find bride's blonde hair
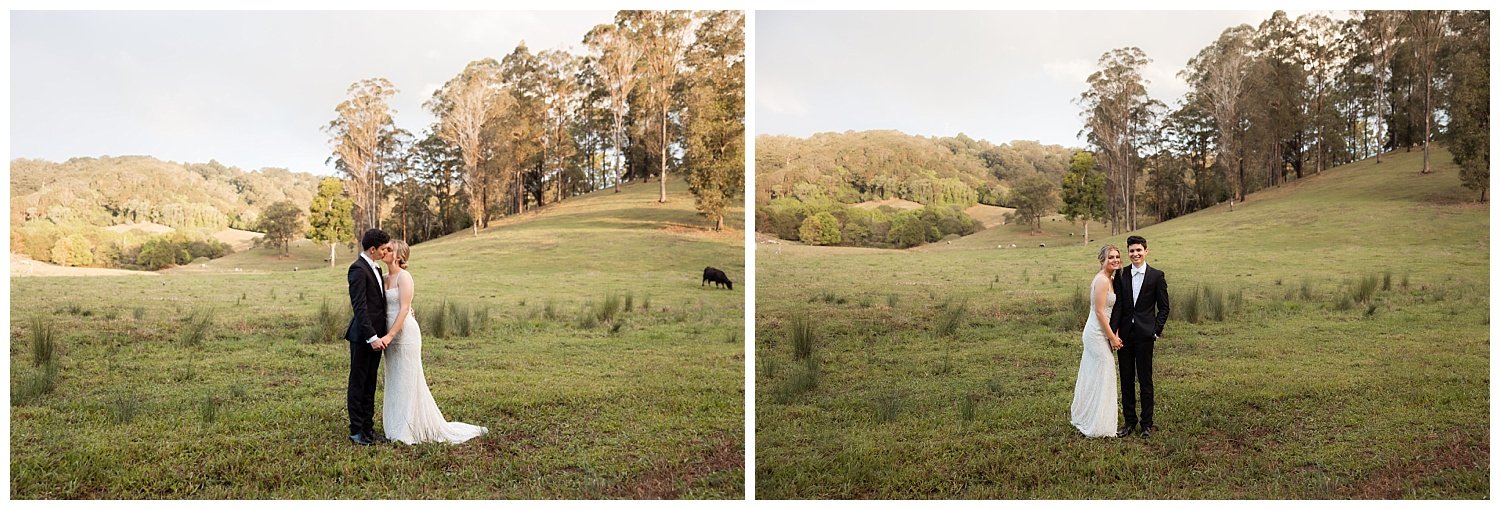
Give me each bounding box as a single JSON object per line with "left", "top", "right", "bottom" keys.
{"left": 1097, "top": 243, "right": 1119, "bottom": 267}
{"left": 392, "top": 240, "right": 410, "bottom": 270}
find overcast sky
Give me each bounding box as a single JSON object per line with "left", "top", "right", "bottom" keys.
{"left": 10, "top": 10, "right": 613, "bottom": 175}
{"left": 756, "top": 10, "right": 1339, "bottom": 148}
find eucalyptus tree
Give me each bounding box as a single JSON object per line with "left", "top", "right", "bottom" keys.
{"left": 626, "top": 10, "right": 692, "bottom": 203}
{"left": 1078, "top": 47, "right": 1156, "bottom": 233}
{"left": 584, "top": 20, "right": 644, "bottom": 193}
{"left": 1354, "top": 10, "right": 1403, "bottom": 163}
{"left": 325, "top": 77, "right": 399, "bottom": 235}
{"left": 1183, "top": 25, "right": 1254, "bottom": 202}
{"left": 428, "top": 59, "right": 504, "bottom": 235}
{"left": 1407, "top": 10, "right": 1449, "bottom": 174}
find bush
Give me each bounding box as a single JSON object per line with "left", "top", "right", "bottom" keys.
{"left": 798, "top": 212, "right": 843, "bottom": 246}
{"left": 50, "top": 234, "right": 95, "bottom": 267}
{"left": 887, "top": 211, "right": 931, "bottom": 248}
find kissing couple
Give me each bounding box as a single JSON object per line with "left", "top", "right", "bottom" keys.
{"left": 345, "top": 228, "right": 488, "bottom": 446}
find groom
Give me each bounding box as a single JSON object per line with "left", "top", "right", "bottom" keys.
{"left": 1111, "top": 235, "right": 1169, "bottom": 438}
{"left": 346, "top": 228, "right": 393, "bottom": 446}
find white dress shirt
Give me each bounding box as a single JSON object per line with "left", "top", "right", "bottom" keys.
{"left": 1130, "top": 263, "right": 1147, "bottom": 308}
{"left": 359, "top": 252, "right": 383, "bottom": 344}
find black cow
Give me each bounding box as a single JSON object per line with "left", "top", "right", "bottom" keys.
{"left": 702, "top": 266, "right": 733, "bottom": 290}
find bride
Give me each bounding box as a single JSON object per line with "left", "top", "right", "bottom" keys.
{"left": 377, "top": 240, "right": 488, "bottom": 444}
{"left": 1070, "top": 244, "right": 1123, "bottom": 437}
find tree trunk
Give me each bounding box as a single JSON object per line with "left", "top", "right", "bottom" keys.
{"left": 1082, "top": 220, "right": 1090, "bottom": 246}
{"left": 658, "top": 108, "right": 669, "bottom": 203}
{"left": 329, "top": 242, "right": 336, "bottom": 268}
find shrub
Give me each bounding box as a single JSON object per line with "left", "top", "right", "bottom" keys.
{"left": 50, "top": 234, "right": 95, "bottom": 267}
{"left": 886, "top": 212, "right": 930, "bottom": 248}
{"left": 798, "top": 212, "right": 843, "bottom": 246}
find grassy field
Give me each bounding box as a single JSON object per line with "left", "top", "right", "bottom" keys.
{"left": 10, "top": 177, "right": 746, "bottom": 499}
{"left": 754, "top": 148, "right": 1488, "bottom": 499}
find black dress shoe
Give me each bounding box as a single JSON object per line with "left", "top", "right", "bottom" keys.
{"left": 1116, "top": 425, "right": 1135, "bottom": 438}
{"left": 365, "top": 431, "right": 391, "bottom": 444}
{"left": 349, "top": 432, "right": 375, "bottom": 446}
{"left": 1140, "top": 426, "right": 1153, "bottom": 438}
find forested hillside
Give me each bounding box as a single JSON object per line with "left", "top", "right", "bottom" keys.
{"left": 10, "top": 156, "right": 319, "bottom": 230}
{"left": 755, "top": 131, "right": 1072, "bottom": 206}
{"left": 10, "top": 156, "right": 321, "bottom": 269}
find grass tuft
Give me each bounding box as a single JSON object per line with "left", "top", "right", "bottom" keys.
{"left": 110, "top": 393, "right": 139, "bottom": 424}
{"left": 933, "top": 297, "right": 968, "bottom": 338}
{"left": 29, "top": 318, "right": 57, "bottom": 367}
{"left": 790, "top": 314, "right": 815, "bottom": 360}
{"left": 179, "top": 309, "right": 215, "bottom": 347}
{"left": 303, "top": 299, "right": 347, "bottom": 344}
{"left": 1181, "top": 286, "right": 1203, "bottom": 324}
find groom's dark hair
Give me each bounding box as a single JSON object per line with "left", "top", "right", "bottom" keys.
{"left": 361, "top": 229, "right": 391, "bottom": 251}
{"left": 1126, "top": 235, "right": 1147, "bottom": 249}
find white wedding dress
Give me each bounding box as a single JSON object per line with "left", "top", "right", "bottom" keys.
{"left": 382, "top": 273, "right": 488, "bottom": 444}
{"left": 1070, "top": 275, "right": 1119, "bottom": 438}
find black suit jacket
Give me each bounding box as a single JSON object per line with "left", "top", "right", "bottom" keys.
{"left": 344, "top": 255, "right": 389, "bottom": 343}
{"left": 1111, "top": 264, "right": 1169, "bottom": 343}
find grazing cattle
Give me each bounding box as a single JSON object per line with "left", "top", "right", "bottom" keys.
{"left": 702, "top": 266, "right": 733, "bottom": 290}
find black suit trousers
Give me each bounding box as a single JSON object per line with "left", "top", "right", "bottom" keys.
{"left": 347, "top": 339, "right": 383, "bottom": 435}
{"left": 1118, "top": 335, "right": 1154, "bottom": 428}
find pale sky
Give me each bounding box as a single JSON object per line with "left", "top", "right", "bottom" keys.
{"left": 756, "top": 10, "right": 1338, "bottom": 148}
{"left": 10, "top": 10, "right": 614, "bottom": 175}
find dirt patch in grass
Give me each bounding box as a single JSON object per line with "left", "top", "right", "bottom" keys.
{"left": 1336, "top": 434, "right": 1488, "bottom": 498}
{"left": 607, "top": 433, "right": 742, "bottom": 499}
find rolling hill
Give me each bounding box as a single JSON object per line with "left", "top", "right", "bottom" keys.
{"left": 754, "top": 147, "right": 1487, "bottom": 498}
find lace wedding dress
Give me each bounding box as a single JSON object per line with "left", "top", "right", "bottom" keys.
{"left": 1070, "top": 275, "right": 1119, "bottom": 437}
{"left": 383, "top": 273, "right": 488, "bottom": 444}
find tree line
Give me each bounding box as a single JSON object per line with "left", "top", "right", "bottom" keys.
{"left": 1069, "top": 10, "right": 1489, "bottom": 237}
{"left": 9, "top": 156, "right": 318, "bottom": 268}
{"left": 754, "top": 130, "right": 1071, "bottom": 248}
{"left": 324, "top": 10, "right": 745, "bottom": 246}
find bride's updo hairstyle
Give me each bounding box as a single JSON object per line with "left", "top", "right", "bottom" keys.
{"left": 1097, "top": 243, "right": 1119, "bottom": 267}
{"left": 392, "top": 240, "right": 411, "bottom": 270}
